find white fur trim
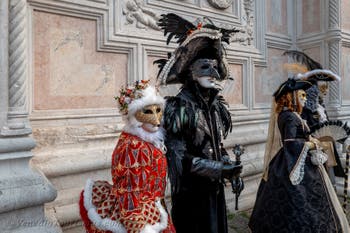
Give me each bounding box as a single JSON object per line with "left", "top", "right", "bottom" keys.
{"left": 83, "top": 179, "right": 127, "bottom": 233}
{"left": 297, "top": 69, "right": 341, "bottom": 81}
{"left": 127, "top": 86, "right": 165, "bottom": 118}
{"left": 140, "top": 200, "right": 168, "bottom": 233}
{"left": 83, "top": 179, "right": 168, "bottom": 233}
{"left": 123, "top": 125, "right": 166, "bottom": 151}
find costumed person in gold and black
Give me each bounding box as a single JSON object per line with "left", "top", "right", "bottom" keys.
{"left": 154, "top": 14, "right": 243, "bottom": 233}
{"left": 79, "top": 80, "right": 176, "bottom": 233}
{"left": 248, "top": 75, "right": 350, "bottom": 233}
{"left": 283, "top": 50, "right": 346, "bottom": 189}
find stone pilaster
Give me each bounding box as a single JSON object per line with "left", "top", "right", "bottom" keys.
{"left": 328, "top": 40, "right": 341, "bottom": 106}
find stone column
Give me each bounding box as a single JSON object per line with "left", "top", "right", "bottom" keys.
{"left": 0, "top": 0, "right": 61, "bottom": 232}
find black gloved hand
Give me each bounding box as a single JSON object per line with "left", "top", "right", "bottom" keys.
{"left": 221, "top": 163, "right": 242, "bottom": 180}
{"left": 231, "top": 177, "right": 244, "bottom": 195}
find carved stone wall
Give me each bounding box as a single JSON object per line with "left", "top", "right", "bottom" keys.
{"left": 0, "top": 0, "right": 347, "bottom": 232}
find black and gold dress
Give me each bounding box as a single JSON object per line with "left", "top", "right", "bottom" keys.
{"left": 249, "top": 110, "right": 349, "bottom": 233}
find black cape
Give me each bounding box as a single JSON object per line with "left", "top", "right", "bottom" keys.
{"left": 164, "top": 84, "right": 232, "bottom": 233}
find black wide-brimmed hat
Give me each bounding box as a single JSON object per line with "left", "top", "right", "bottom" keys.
{"left": 273, "top": 78, "right": 313, "bottom": 101}
{"left": 154, "top": 13, "right": 239, "bottom": 85}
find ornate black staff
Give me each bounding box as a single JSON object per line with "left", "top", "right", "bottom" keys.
{"left": 343, "top": 146, "right": 349, "bottom": 212}
{"left": 232, "top": 144, "right": 244, "bottom": 210}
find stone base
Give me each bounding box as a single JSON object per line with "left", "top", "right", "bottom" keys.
{"left": 0, "top": 206, "right": 62, "bottom": 233}
{"left": 0, "top": 137, "right": 62, "bottom": 233}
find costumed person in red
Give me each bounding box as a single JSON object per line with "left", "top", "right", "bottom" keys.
{"left": 248, "top": 72, "right": 350, "bottom": 232}
{"left": 79, "top": 80, "right": 176, "bottom": 233}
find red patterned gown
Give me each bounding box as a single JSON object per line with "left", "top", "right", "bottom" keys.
{"left": 80, "top": 132, "right": 176, "bottom": 233}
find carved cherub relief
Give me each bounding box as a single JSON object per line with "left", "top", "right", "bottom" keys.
{"left": 122, "top": 0, "right": 160, "bottom": 30}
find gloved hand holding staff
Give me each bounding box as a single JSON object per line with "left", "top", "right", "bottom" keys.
{"left": 231, "top": 144, "right": 245, "bottom": 210}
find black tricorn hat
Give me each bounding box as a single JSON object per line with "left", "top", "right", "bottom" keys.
{"left": 154, "top": 13, "right": 239, "bottom": 85}
{"left": 273, "top": 78, "right": 313, "bottom": 101}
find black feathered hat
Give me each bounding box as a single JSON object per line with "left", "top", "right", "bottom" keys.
{"left": 154, "top": 13, "right": 239, "bottom": 85}
{"left": 273, "top": 78, "right": 313, "bottom": 102}
{"left": 283, "top": 50, "right": 341, "bottom": 82}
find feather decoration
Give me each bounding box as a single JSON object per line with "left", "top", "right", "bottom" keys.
{"left": 283, "top": 50, "right": 323, "bottom": 70}
{"left": 311, "top": 120, "right": 350, "bottom": 143}
{"left": 158, "top": 13, "right": 196, "bottom": 45}
{"left": 153, "top": 59, "right": 168, "bottom": 78}
{"left": 283, "top": 63, "right": 309, "bottom": 75}
{"left": 216, "top": 95, "right": 232, "bottom": 138}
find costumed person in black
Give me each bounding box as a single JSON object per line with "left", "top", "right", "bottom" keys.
{"left": 248, "top": 75, "right": 350, "bottom": 233}
{"left": 154, "top": 13, "right": 243, "bottom": 233}
{"left": 284, "top": 50, "right": 346, "bottom": 190}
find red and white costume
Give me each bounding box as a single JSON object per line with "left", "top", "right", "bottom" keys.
{"left": 79, "top": 85, "right": 176, "bottom": 233}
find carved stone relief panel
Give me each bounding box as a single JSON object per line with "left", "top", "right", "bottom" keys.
{"left": 301, "top": 0, "right": 321, "bottom": 34}
{"left": 266, "top": 0, "right": 288, "bottom": 35}
{"left": 207, "top": 0, "right": 233, "bottom": 9}
{"left": 341, "top": 47, "right": 350, "bottom": 102}
{"left": 121, "top": 0, "right": 161, "bottom": 31}
{"left": 230, "top": 0, "right": 254, "bottom": 46}
{"left": 202, "top": 0, "right": 235, "bottom": 12}
{"left": 254, "top": 48, "right": 287, "bottom": 105}
{"left": 33, "top": 11, "right": 128, "bottom": 111}
{"left": 147, "top": 0, "right": 239, "bottom": 22}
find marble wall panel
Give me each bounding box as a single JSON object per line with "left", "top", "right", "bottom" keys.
{"left": 341, "top": 0, "right": 350, "bottom": 31}
{"left": 222, "top": 63, "right": 243, "bottom": 106}
{"left": 266, "top": 0, "right": 288, "bottom": 35}
{"left": 146, "top": 55, "right": 161, "bottom": 83}
{"left": 33, "top": 11, "right": 128, "bottom": 111}
{"left": 146, "top": 55, "right": 182, "bottom": 97}
{"left": 303, "top": 47, "right": 321, "bottom": 65}
{"left": 254, "top": 48, "right": 287, "bottom": 105}
{"left": 301, "top": 0, "right": 321, "bottom": 34}
{"left": 341, "top": 47, "right": 350, "bottom": 101}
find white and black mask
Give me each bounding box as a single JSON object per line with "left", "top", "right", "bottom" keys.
{"left": 297, "top": 90, "right": 307, "bottom": 108}
{"left": 190, "top": 59, "right": 220, "bottom": 89}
